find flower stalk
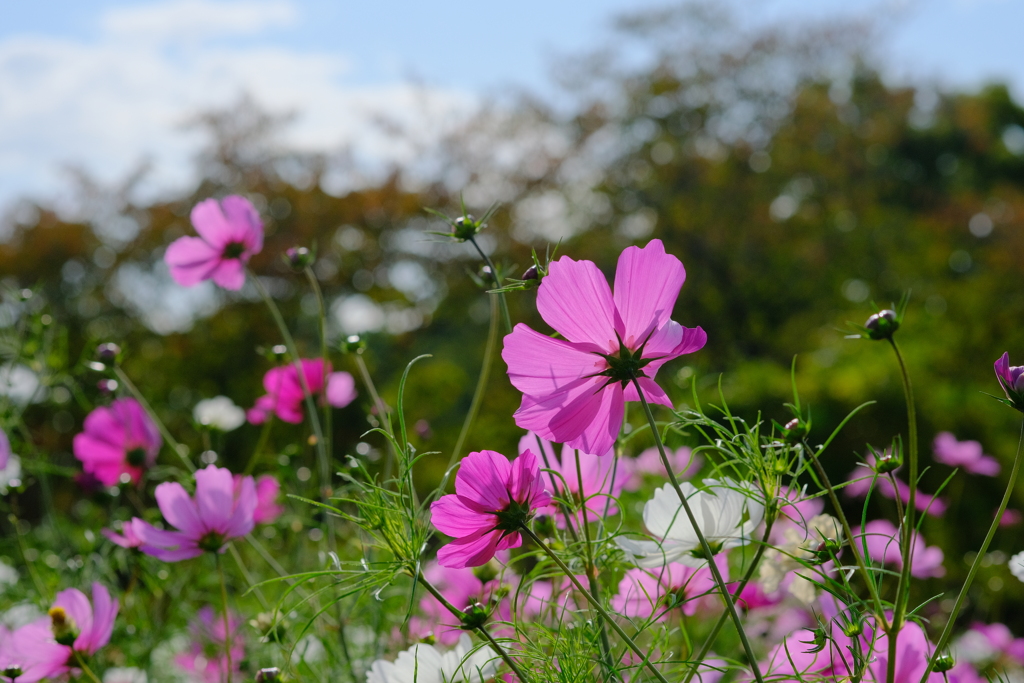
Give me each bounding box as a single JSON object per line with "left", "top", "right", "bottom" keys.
{"left": 631, "top": 378, "right": 765, "bottom": 683}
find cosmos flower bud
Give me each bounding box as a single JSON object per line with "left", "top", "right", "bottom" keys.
{"left": 285, "top": 246, "right": 313, "bottom": 270}
{"left": 522, "top": 265, "right": 538, "bottom": 281}
{"left": 97, "top": 379, "right": 118, "bottom": 394}
{"left": 341, "top": 334, "right": 366, "bottom": 354}
{"left": 933, "top": 655, "right": 955, "bottom": 673}
{"left": 95, "top": 343, "right": 121, "bottom": 364}
{"left": 874, "top": 449, "right": 902, "bottom": 474}
{"left": 452, "top": 215, "right": 483, "bottom": 241}
{"left": 994, "top": 353, "right": 1024, "bottom": 413}
{"left": 255, "top": 668, "right": 281, "bottom": 683}
{"left": 459, "top": 602, "right": 489, "bottom": 630}
{"left": 864, "top": 309, "right": 899, "bottom": 340}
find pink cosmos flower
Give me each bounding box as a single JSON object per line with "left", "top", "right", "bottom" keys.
{"left": 855, "top": 519, "right": 945, "bottom": 578}
{"left": 42, "top": 583, "right": 119, "bottom": 675}
{"left": 131, "top": 465, "right": 257, "bottom": 562}
{"left": 955, "top": 622, "right": 1024, "bottom": 668}
{"left": 247, "top": 359, "right": 357, "bottom": 425}
{"left": 870, "top": 621, "right": 952, "bottom": 683}
{"left": 165, "top": 195, "right": 263, "bottom": 291}
{"left": 520, "top": 433, "right": 623, "bottom": 525}
{"left": 612, "top": 558, "right": 724, "bottom": 620}
{"left": 72, "top": 398, "right": 162, "bottom": 487}
{"left": 102, "top": 520, "right": 144, "bottom": 549}
{"left": 430, "top": 449, "right": 552, "bottom": 568}
{"left": 621, "top": 446, "right": 702, "bottom": 492}
{"left": 502, "top": 239, "right": 707, "bottom": 456}
{"left": 995, "top": 352, "right": 1024, "bottom": 398}
{"left": 933, "top": 432, "right": 1000, "bottom": 476}
{"left": 845, "top": 453, "right": 947, "bottom": 517}
{"left": 174, "top": 607, "right": 244, "bottom": 683}
{"left": 0, "top": 621, "right": 68, "bottom": 683}
{"left": 247, "top": 474, "right": 284, "bottom": 525}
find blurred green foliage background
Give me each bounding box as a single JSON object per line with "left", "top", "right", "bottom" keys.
{"left": 5, "top": 4, "right": 1024, "bottom": 634}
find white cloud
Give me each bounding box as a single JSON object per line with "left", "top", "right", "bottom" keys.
{"left": 0, "top": 0, "right": 474, "bottom": 214}
{"left": 101, "top": 0, "right": 298, "bottom": 43}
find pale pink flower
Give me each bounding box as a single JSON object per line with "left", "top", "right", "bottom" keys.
{"left": 102, "top": 520, "right": 144, "bottom": 549}
{"left": 502, "top": 239, "right": 706, "bottom": 456}
{"left": 165, "top": 195, "right": 263, "bottom": 291}
{"left": 0, "top": 621, "right": 67, "bottom": 683}
{"left": 131, "top": 465, "right": 256, "bottom": 562}
{"left": 955, "top": 622, "right": 1024, "bottom": 667}
{"left": 430, "top": 450, "right": 552, "bottom": 568}
{"left": 855, "top": 519, "right": 945, "bottom": 578}
{"left": 621, "top": 447, "right": 701, "bottom": 491}
{"left": 845, "top": 453, "right": 947, "bottom": 517}
{"left": 870, "top": 621, "right": 950, "bottom": 682}
{"left": 520, "top": 432, "right": 623, "bottom": 524}
{"left": 611, "top": 558, "right": 724, "bottom": 619}
{"left": 72, "top": 398, "right": 161, "bottom": 487}
{"left": 249, "top": 474, "right": 283, "bottom": 525}
{"left": 933, "top": 432, "right": 1000, "bottom": 476}
{"left": 174, "top": 607, "right": 244, "bottom": 683}
{"left": 247, "top": 359, "right": 356, "bottom": 425}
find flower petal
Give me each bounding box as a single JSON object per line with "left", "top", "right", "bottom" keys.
{"left": 164, "top": 237, "right": 222, "bottom": 287}
{"left": 219, "top": 195, "right": 264, "bottom": 254}
{"left": 536, "top": 256, "right": 619, "bottom": 352}
{"left": 454, "top": 450, "right": 512, "bottom": 512}
{"left": 190, "top": 198, "right": 234, "bottom": 249}
{"left": 154, "top": 482, "right": 204, "bottom": 537}
{"left": 83, "top": 583, "right": 117, "bottom": 654}
{"left": 210, "top": 259, "right": 246, "bottom": 291}
{"left": 53, "top": 588, "right": 93, "bottom": 648}
{"left": 194, "top": 465, "right": 235, "bottom": 534}
{"left": 430, "top": 494, "right": 497, "bottom": 537}
{"left": 224, "top": 475, "right": 257, "bottom": 539}
{"left": 326, "top": 372, "right": 357, "bottom": 408}
{"left": 502, "top": 324, "right": 605, "bottom": 396}
{"left": 612, "top": 239, "right": 687, "bottom": 346}
{"left": 436, "top": 529, "right": 504, "bottom": 568}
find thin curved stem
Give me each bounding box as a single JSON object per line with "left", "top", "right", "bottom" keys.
{"left": 681, "top": 515, "right": 776, "bottom": 683}
{"left": 73, "top": 652, "right": 103, "bottom": 683}
{"left": 113, "top": 366, "right": 194, "bottom": 473}
{"left": 414, "top": 570, "right": 531, "bottom": 683}
{"left": 805, "top": 442, "right": 889, "bottom": 626}
{"left": 920, "top": 418, "right": 1024, "bottom": 682}
{"left": 447, "top": 293, "right": 499, "bottom": 471}
{"left": 243, "top": 414, "right": 275, "bottom": 475}
{"left": 887, "top": 338, "right": 917, "bottom": 683}
{"left": 467, "top": 236, "right": 512, "bottom": 334}
{"left": 631, "top": 378, "right": 765, "bottom": 683}
{"left": 574, "top": 449, "right": 619, "bottom": 682}
{"left": 217, "top": 555, "right": 234, "bottom": 683}
{"left": 521, "top": 525, "right": 670, "bottom": 683}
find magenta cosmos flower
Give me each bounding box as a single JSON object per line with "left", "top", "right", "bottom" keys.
{"left": 430, "top": 450, "right": 552, "bottom": 568}
{"left": 995, "top": 352, "right": 1024, "bottom": 412}
{"left": 856, "top": 519, "right": 945, "bottom": 578}
{"left": 73, "top": 398, "right": 161, "bottom": 487}
{"left": 131, "top": 465, "right": 256, "bottom": 561}
{"left": 41, "top": 583, "right": 119, "bottom": 674}
{"left": 247, "top": 358, "right": 357, "bottom": 425}
{"left": 933, "top": 432, "right": 1000, "bottom": 476}
{"left": 503, "top": 239, "right": 706, "bottom": 456}
{"left": 165, "top": 195, "right": 263, "bottom": 291}
{"left": 0, "top": 622, "right": 67, "bottom": 683}
{"left": 237, "top": 474, "right": 284, "bottom": 525}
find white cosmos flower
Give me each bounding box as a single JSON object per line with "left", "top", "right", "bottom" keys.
{"left": 1010, "top": 551, "right": 1024, "bottom": 583}
{"left": 193, "top": 396, "right": 246, "bottom": 432}
{"left": 366, "top": 633, "right": 499, "bottom": 683}
{"left": 617, "top": 478, "right": 764, "bottom": 568}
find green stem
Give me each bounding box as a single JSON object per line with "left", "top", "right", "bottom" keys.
{"left": 535, "top": 435, "right": 580, "bottom": 544}
{"left": 250, "top": 273, "right": 333, "bottom": 532}
{"left": 243, "top": 414, "right": 275, "bottom": 475}
{"left": 414, "top": 571, "right": 531, "bottom": 683}
{"left": 920, "top": 418, "right": 1024, "bottom": 682}
{"left": 521, "top": 525, "right": 670, "bottom": 683}
{"left": 467, "top": 236, "right": 512, "bottom": 334}
{"left": 353, "top": 353, "right": 398, "bottom": 481}
{"left": 681, "top": 514, "right": 776, "bottom": 683}
{"left": 217, "top": 555, "right": 234, "bottom": 683}
{"left": 887, "top": 338, "right": 917, "bottom": 683}
{"left": 446, "top": 293, "right": 499, "bottom": 471}
{"left": 73, "top": 652, "right": 103, "bottom": 683}
{"left": 630, "top": 378, "right": 765, "bottom": 683}
{"left": 7, "top": 502, "right": 47, "bottom": 599}
{"left": 228, "top": 543, "right": 269, "bottom": 610}
{"left": 574, "top": 449, "right": 619, "bottom": 682}
{"left": 113, "top": 366, "right": 194, "bottom": 473}
{"left": 304, "top": 268, "right": 335, "bottom": 522}
{"left": 805, "top": 442, "right": 889, "bottom": 626}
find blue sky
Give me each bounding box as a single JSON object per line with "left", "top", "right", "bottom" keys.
{"left": 0, "top": 0, "right": 1021, "bottom": 213}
